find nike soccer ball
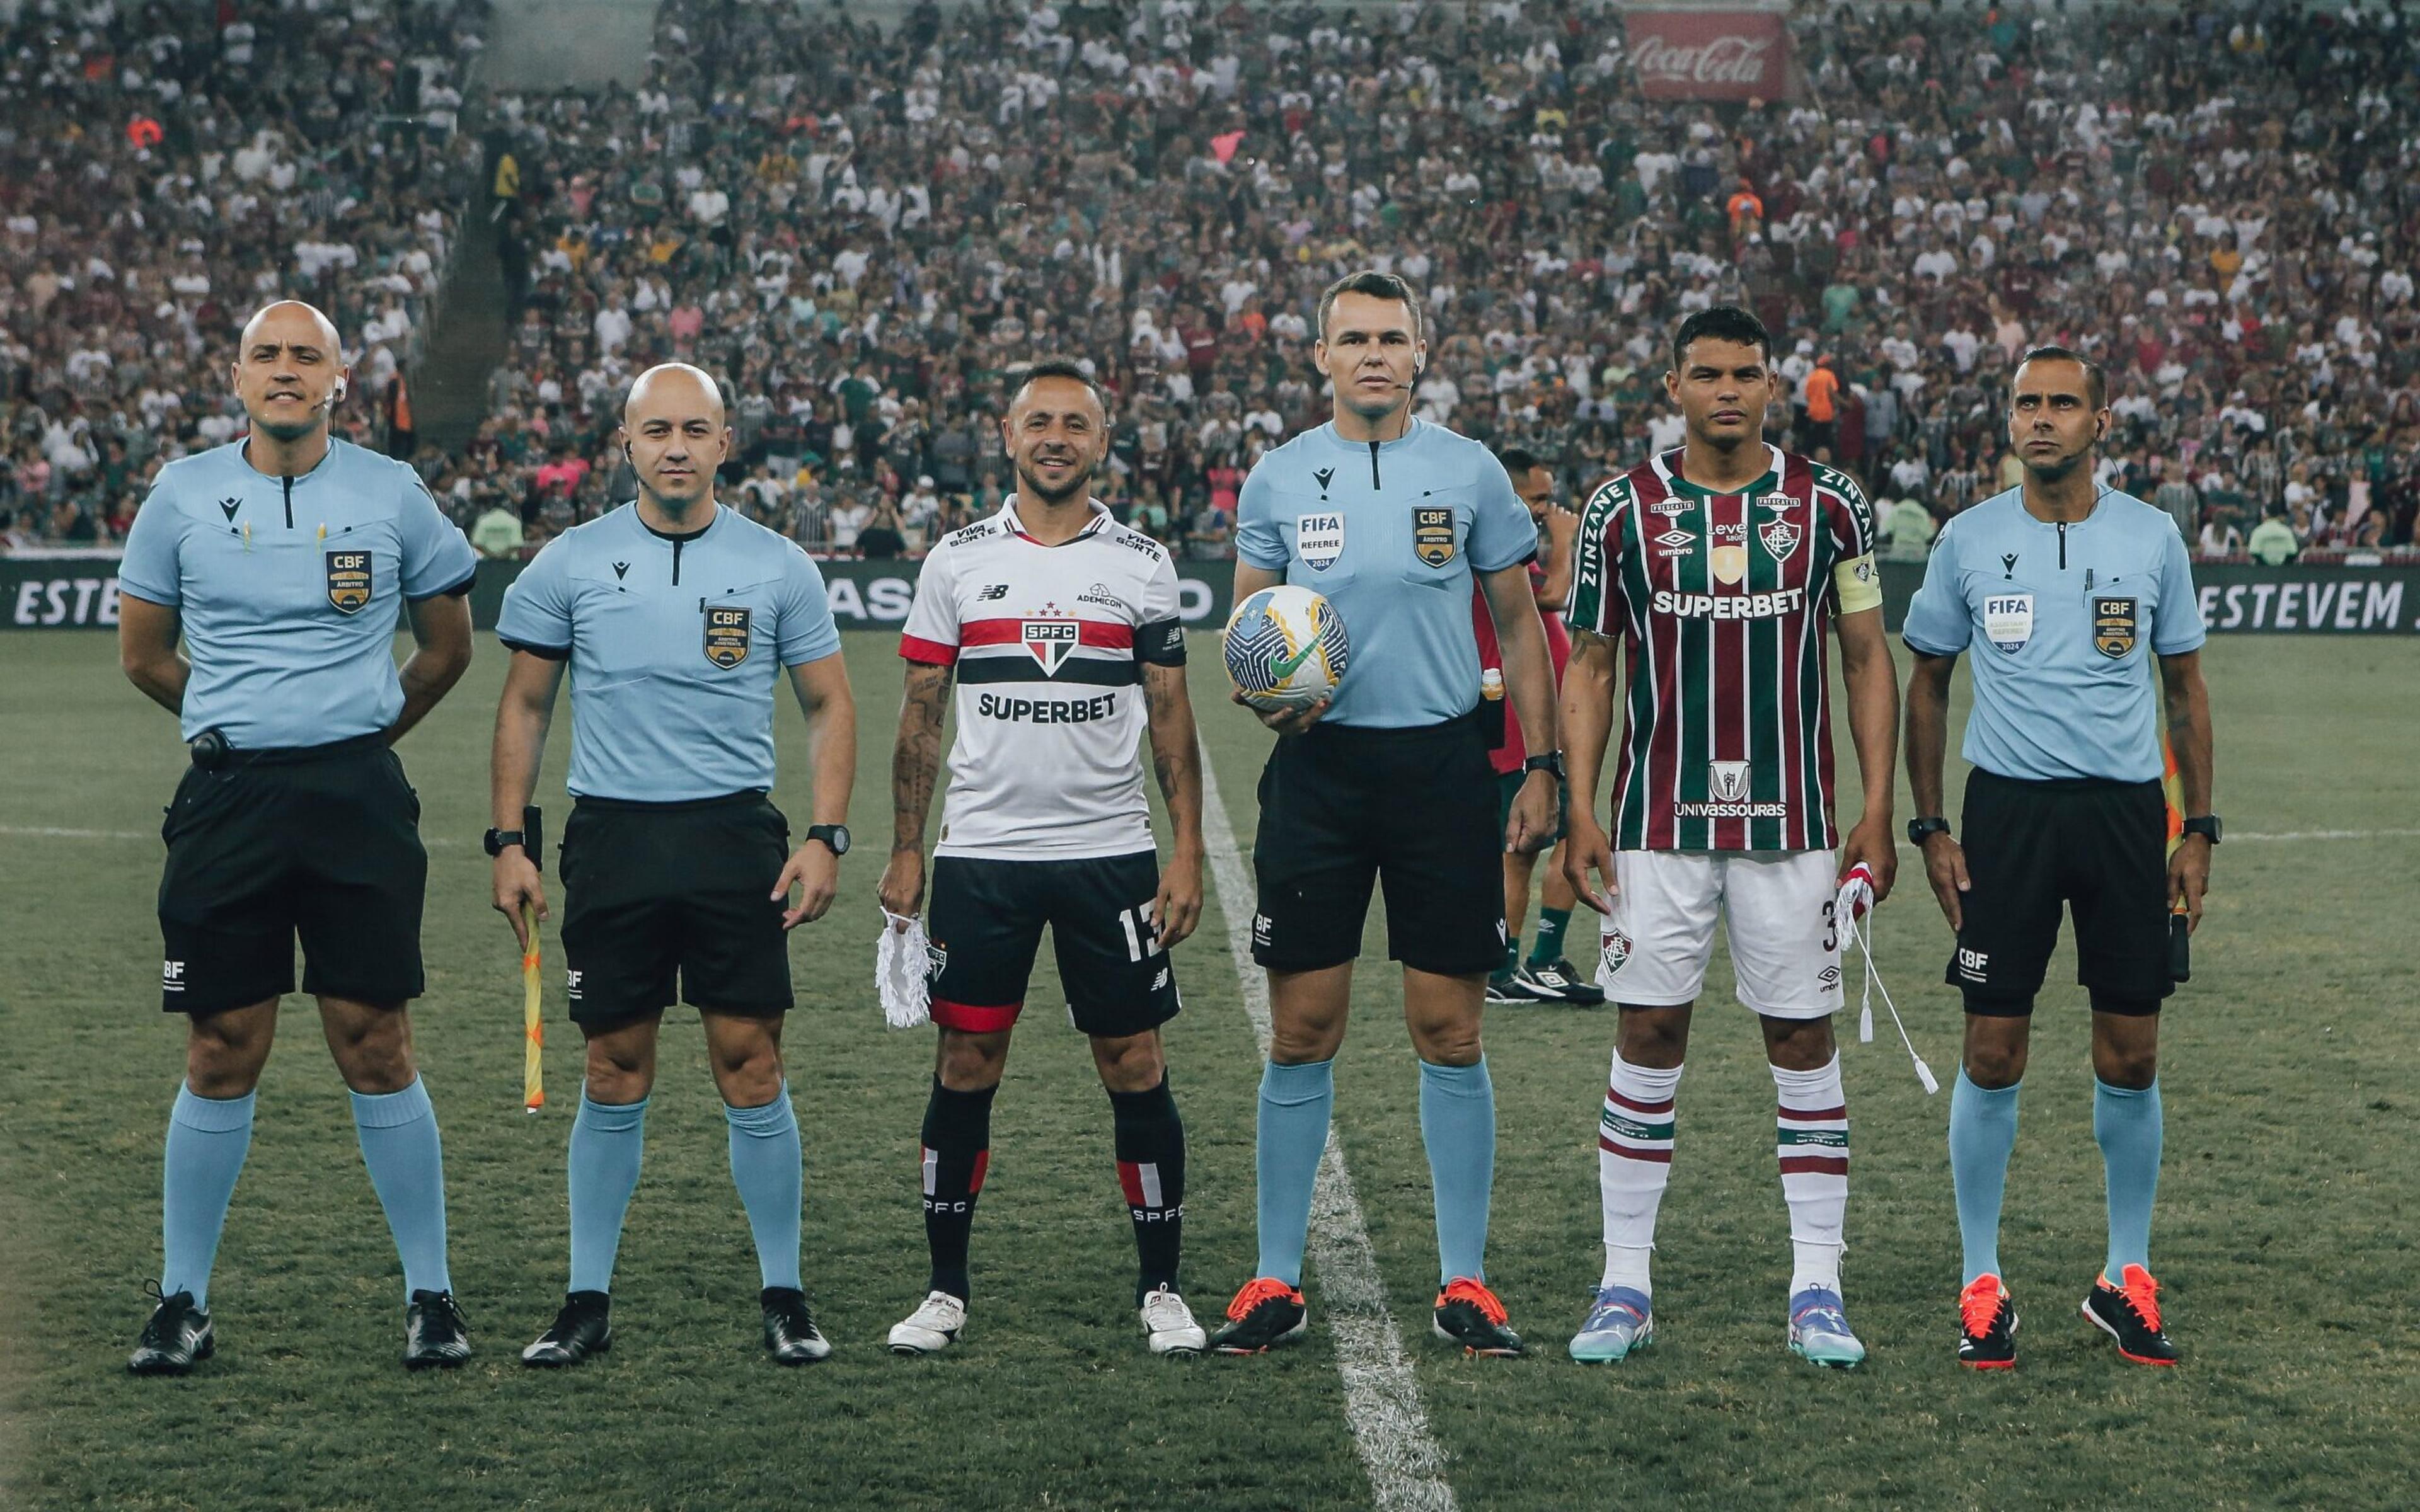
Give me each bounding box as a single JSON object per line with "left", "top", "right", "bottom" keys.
{"left": 1224, "top": 584, "right": 1349, "bottom": 712}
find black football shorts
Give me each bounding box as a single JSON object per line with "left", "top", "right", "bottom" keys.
{"left": 924, "top": 850, "right": 1180, "bottom": 1040}
{"left": 156, "top": 733, "right": 427, "bottom": 1014}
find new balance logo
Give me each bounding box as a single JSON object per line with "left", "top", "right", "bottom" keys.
{"left": 1151, "top": 967, "right": 1170, "bottom": 992}
{"left": 977, "top": 583, "right": 1010, "bottom": 601}
{"left": 1313, "top": 467, "right": 1335, "bottom": 493}
{"left": 161, "top": 960, "right": 185, "bottom": 992}
{"left": 612, "top": 561, "right": 630, "bottom": 580}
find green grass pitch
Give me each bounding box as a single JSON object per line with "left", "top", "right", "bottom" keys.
{"left": 1, "top": 629, "right": 2414, "bottom": 1510}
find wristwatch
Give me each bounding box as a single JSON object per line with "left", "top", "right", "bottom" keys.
{"left": 1522, "top": 751, "right": 1566, "bottom": 779}
{"left": 483, "top": 827, "right": 526, "bottom": 857}
{"left": 805, "top": 823, "right": 851, "bottom": 857}
{"left": 1907, "top": 816, "right": 1952, "bottom": 846}
{"left": 2181, "top": 815, "right": 2223, "bottom": 845}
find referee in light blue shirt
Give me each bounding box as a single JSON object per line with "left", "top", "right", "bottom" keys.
{"left": 491, "top": 364, "right": 856, "bottom": 1369}
{"left": 117, "top": 301, "right": 480, "bottom": 1375}
{"left": 1208, "top": 272, "right": 1562, "bottom": 1357}
{"left": 1903, "top": 346, "right": 2218, "bottom": 1370}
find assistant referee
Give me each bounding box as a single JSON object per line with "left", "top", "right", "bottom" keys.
{"left": 1903, "top": 346, "right": 2217, "bottom": 1372}
{"left": 491, "top": 363, "right": 856, "bottom": 1368}
{"left": 1209, "top": 272, "right": 1561, "bottom": 1358}
{"left": 118, "top": 300, "right": 479, "bottom": 1375}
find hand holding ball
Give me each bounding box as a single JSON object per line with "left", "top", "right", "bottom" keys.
{"left": 1223, "top": 585, "right": 1349, "bottom": 713}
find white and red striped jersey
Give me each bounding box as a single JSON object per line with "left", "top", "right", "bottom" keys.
{"left": 900, "top": 500, "right": 1186, "bottom": 860}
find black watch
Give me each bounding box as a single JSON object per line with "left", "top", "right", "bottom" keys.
{"left": 805, "top": 823, "right": 851, "bottom": 857}
{"left": 483, "top": 827, "right": 526, "bottom": 857}
{"left": 2182, "top": 815, "right": 2222, "bottom": 845}
{"left": 1907, "top": 816, "right": 1951, "bottom": 846}
{"left": 1522, "top": 751, "right": 1566, "bottom": 779}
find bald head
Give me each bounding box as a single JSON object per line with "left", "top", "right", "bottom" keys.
{"left": 233, "top": 299, "right": 349, "bottom": 445}
{"left": 621, "top": 363, "right": 731, "bottom": 517}
{"left": 625, "top": 363, "right": 727, "bottom": 430}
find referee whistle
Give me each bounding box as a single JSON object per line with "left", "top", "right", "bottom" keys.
{"left": 2167, "top": 911, "right": 2191, "bottom": 984}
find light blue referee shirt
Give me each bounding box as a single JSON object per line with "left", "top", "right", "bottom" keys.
{"left": 1235, "top": 419, "right": 1535, "bottom": 727}
{"left": 117, "top": 437, "right": 478, "bottom": 747}
{"left": 1902, "top": 487, "right": 2205, "bottom": 782}
{"left": 496, "top": 501, "right": 841, "bottom": 802}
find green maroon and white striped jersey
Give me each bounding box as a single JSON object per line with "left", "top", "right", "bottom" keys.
{"left": 1565, "top": 443, "right": 1879, "bottom": 852}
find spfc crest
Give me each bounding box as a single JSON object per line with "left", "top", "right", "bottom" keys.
{"left": 925, "top": 939, "right": 948, "bottom": 979}
{"left": 325, "top": 549, "right": 372, "bottom": 614}
{"left": 1758, "top": 518, "right": 1802, "bottom": 559}
{"left": 1023, "top": 619, "right": 1079, "bottom": 673}
{"left": 1709, "top": 759, "right": 1751, "bottom": 803}
{"left": 1412, "top": 507, "right": 1457, "bottom": 567}
{"left": 2092, "top": 595, "right": 2138, "bottom": 658}
{"left": 703, "top": 605, "right": 751, "bottom": 668}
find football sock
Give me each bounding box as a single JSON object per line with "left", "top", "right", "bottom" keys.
{"left": 1529, "top": 907, "right": 1572, "bottom": 966}
{"left": 919, "top": 1077, "right": 996, "bottom": 1302}
{"left": 567, "top": 1088, "right": 648, "bottom": 1295}
{"left": 1598, "top": 1052, "right": 1681, "bottom": 1295}
{"left": 1772, "top": 1055, "right": 1849, "bottom": 1295}
{"left": 1419, "top": 1058, "right": 1496, "bottom": 1285}
{"left": 1499, "top": 936, "right": 1520, "bottom": 976}
{"left": 1254, "top": 1058, "right": 1334, "bottom": 1288}
{"left": 724, "top": 1084, "right": 802, "bottom": 1293}
{"left": 350, "top": 1076, "right": 451, "bottom": 1297}
{"left": 1949, "top": 1068, "right": 2022, "bottom": 1285}
{"left": 1108, "top": 1077, "right": 1187, "bottom": 1305}
{"left": 2094, "top": 1078, "right": 2163, "bottom": 1280}
{"left": 160, "top": 1083, "right": 255, "bottom": 1309}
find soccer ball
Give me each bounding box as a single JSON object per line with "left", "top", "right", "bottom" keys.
{"left": 1223, "top": 584, "right": 1349, "bottom": 711}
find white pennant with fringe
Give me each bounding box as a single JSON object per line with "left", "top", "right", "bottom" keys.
{"left": 1835, "top": 862, "right": 1938, "bottom": 1094}
{"left": 876, "top": 909, "right": 931, "bottom": 1029}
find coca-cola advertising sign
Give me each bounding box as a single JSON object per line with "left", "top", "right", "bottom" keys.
{"left": 1627, "top": 10, "right": 1790, "bottom": 100}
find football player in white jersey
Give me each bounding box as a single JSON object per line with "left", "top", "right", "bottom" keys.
{"left": 878, "top": 360, "right": 1211, "bottom": 1357}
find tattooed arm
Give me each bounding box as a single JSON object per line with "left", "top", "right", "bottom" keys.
{"left": 1142, "top": 661, "right": 1205, "bottom": 949}
{"left": 876, "top": 662, "right": 953, "bottom": 920}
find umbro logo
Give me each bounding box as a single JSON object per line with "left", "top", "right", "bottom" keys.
{"left": 977, "top": 583, "right": 1010, "bottom": 601}
{"left": 1654, "top": 529, "right": 1694, "bottom": 549}
{"left": 1313, "top": 467, "right": 1335, "bottom": 493}
{"left": 217, "top": 497, "right": 241, "bottom": 521}
{"left": 612, "top": 561, "right": 630, "bottom": 580}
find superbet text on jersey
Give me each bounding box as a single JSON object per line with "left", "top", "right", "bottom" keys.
{"left": 899, "top": 501, "right": 1187, "bottom": 859}
{"left": 1566, "top": 444, "right": 1879, "bottom": 852}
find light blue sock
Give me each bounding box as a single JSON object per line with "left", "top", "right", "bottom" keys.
{"left": 568, "top": 1089, "right": 648, "bottom": 1295}
{"left": 1420, "top": 1058, "right": 1496, "bottom": 1286}
{"left": 1254, "top": 1059, "right": 1335, "bottom": 1288}
{"left": 161, "top": 1083, "right": 255, "bottom": 1309}
{"left": 725, "top": 1084, "right": 802, "bottom": 1292}
{"left": 2095, "top": 1079, "right": 2163, "bottom": 1280}
{"left": 351, "top": 1077, "right": 451, "bottom": 1297}
{"left": 1948, "top": 1069, "right": 2020, "bottom": 1285}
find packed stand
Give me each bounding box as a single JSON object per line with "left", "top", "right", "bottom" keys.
{"left": 0, "top": 0, "right": 488, "bottom": 551}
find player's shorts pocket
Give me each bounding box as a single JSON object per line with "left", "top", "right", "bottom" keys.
{"left": 161, "top": 767, "right": 239, "bottom": 846}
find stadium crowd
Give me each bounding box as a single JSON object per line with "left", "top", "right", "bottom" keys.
{"left": 0, "top": 0, "right": 487, "bottom": 550}
{"left": 8, "top": 0, "right": 2420, "bottom": 567}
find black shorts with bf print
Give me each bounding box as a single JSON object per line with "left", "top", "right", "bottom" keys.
{"left": 156, "top": 733, "right": 428, "bottom": 1015}
{"left": 924, "top": 850, "right": 1181, "bottom": 1040}
{"left": 1250, "top": 711, "right": 1506, "bottom": 978}
{"left": 1949, "top": 767, "right": 2175, "bottom": 1016}
{"left": 558, "top": 792, "right": 795, "bottom": 1026}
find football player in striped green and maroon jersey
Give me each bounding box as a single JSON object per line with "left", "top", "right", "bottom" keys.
{"left": 1559, "top": 306, "right": 1901, "bottom": 1368}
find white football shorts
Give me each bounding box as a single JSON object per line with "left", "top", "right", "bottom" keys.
{"left": 1594, "top": 849, "right": 1846, "bottom": 1020}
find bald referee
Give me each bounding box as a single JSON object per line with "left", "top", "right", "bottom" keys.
{"left": 1904, "top": 346, "right": 2216, "bottom": 1370}
{"left": 118, "top": 300, "right": 479, "bottom": 1374}
{"left": 1211, "top": 272, "right": 1560, "bottom": 1356}
{"left": 492, "top": 364, "right": 856, "bottom": 1367}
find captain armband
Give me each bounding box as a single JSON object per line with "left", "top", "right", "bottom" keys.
{"left": 1833, "top": 553, "right": 1883, "bottom": 614}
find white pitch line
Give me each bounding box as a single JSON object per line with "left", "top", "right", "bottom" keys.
{"left": 1197, "top": 757, "right": 1458, "bottom": 1512}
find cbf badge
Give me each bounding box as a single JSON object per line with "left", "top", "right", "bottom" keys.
{"left": 2093, "top": 595, "right": 2139, "bottom": 658}
{"left": 704, "top": 605, "right": 751, "bottom": 668}
{"left": 1412, "top": 507, "right": 1456, "bottom": 567}
{"left": 325, "top": 549, "right": 372, "bottom": 614}
{"left": 1983, "top": 593, "right": 2034, "bottom": 654}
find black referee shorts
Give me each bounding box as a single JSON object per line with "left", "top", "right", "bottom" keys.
{"left": 156, "top": 733, "right": 426, "bottom": 1015}
{"left": 1252, "top": 711, "right": 1504, "bottom": 978}
{"left": 558, "top": 793, "right": 794, "bottom": 1028}
{"left": 1950, "top": 768, "right": 2173, "bottom": 1016}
